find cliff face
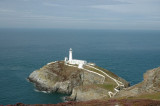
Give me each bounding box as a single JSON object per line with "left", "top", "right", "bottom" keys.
{"left": 115, "top": 67, "right": 160, "bottom": 98}
{"left": 28, "top": 61, "right": 129, "bottom": 101}
{"left": 67, "top": 85, "right": 110, "bottom": 101}
{"left": 28, "top": 61, "right": 83, "bottom": 94}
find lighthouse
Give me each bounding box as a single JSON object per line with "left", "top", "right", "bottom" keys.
{"left": 69, "top": 48, "right": 72, "bottom": 61}
{"left": 64, "top": 48, "right": 87, "bottom": 68}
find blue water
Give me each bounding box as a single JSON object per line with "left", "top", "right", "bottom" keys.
{"left": 0, "top": 29, "right": 160, "bottom": 105}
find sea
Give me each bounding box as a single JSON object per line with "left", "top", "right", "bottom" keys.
{"left": 0, "top": 29, "right": 160, "bottom": 105}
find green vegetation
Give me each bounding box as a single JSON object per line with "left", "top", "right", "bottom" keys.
{"left": 117, "top": 92, "right": 160, "bottom": 100}
{"left": 60, "top": 62, "right": 120, "bottom": 92}
{"left": 84, "top": 65, "right": 117, "bottom": 85}
{"left": 97, "top": 83, "right": 116, "bottom": 92}
{"left": 84, "top": 66, "right": 106, "bottom": 76}
{"left": 134, "top": 93, "right": 160, "bottom": 100}
{"left": 94, "top": 65, "right": 119, "bottom": 80}
{"left": 44, "top": 61, "right": 82, "bottom": 81}
{"left": 84, "top": 65, "right": 118, "bottom": 91}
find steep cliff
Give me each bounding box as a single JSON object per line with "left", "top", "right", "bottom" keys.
{"left": 115, "top": 67, "right": 160, "bottom": 98}
{"left": 28, "top": 61, "right": 129, "bottom": 101}
{"left": 28, "top": 61, "right": 83, "bottom": 94}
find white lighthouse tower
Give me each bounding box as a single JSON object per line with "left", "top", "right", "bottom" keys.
{"left": 69, "top": 48, "right": 72, "bottom": 61}
{"left": 64, "top": 48, "right": 87, "bottom": 68}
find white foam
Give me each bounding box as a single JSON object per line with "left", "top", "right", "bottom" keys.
{"left": 41, "top": 91, "right": 49, "bottom": 93}
{"left": 34, "top": 89, "right": 40, "bottom": 92}
{"left": 25, "top": 78, "right": 30, "bottom": 82}
{"left": 61, "top": 96, "right": 68, "bottom": 102}
{"left": 34, "top": 89, "right": 50, "bottom": 93}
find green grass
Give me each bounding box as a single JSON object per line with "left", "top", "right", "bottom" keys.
{"left": 116, "top": 92, "right": 160, "bottom": 100}
{"left": 94, "top": 65, "right": 119, "bottom": 80}
{"left": 84, "top": 65, "right": 117, "bottom": 85}
{"left": 97, "top": 83, "right": 116, "bottom": 92}
{"left": 134, "top": 92, "right": 160, "bottom": 100}
{"left": 83, "top": 65, "right": 118, "bottom": 92}
{"left": 84, "top": 66, "right": 106, "bottom": 77}
{"left": 64, "top": 62, "right": 119, "bottom": 92}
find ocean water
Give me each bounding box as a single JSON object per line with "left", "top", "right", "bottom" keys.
{"left": 0, "top": 29, "right": 160, "bottom": 105}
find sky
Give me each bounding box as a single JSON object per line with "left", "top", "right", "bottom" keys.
{"left": 0, "top": 0, "right": 160, "bottom": 30}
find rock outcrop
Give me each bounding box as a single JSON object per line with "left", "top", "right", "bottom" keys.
{"left": 67, "top": 85, "right": 109, "bottom": 101}
{"left": 115, "top": 67, "right": 160, "bottom": 98}
{"left": 28, "top": 61, "right": 83, "bottom": 94}
{"left": 28, "top": 61, "right": 129, "bottom": 101}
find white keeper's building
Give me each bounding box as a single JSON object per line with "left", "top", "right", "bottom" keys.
{"left": 64, "top": 48, "right": 87, "bottom": 68}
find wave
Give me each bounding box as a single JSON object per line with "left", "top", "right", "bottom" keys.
{"left": 61, "top": 96, "right": 68, "bottom": 102}
{"left": 34, "top": 89, "right": 50, "bottom": 93}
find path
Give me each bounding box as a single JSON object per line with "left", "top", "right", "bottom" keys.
{"left": 86, "top": 65, "right": 124, "bottom": 97}
{"left": 48, "top": 61, "right": 124, "bottom": 97}
{"left": 65, "top": 63, "right": 105, "bottom": 84}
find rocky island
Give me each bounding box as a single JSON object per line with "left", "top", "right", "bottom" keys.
{"left": 27, "top": 64, "right": 160, "bottom": 105}
{"left": 28, "top": 60, "right": 129, "bottom": 101}
{"left": 26, "top": 48, "right": 160, "bottom": 105}
{"left": 28, "top": 48, "right": 129, "bottom": 101}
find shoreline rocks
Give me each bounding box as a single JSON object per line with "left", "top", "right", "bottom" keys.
{"left": 115, "top": 67, "right": 160, "bottom": 98}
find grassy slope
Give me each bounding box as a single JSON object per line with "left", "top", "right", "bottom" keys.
{"left": 129, "top": 92, "right": 160, "bottom": 100}
{"left": 57, "top": 62, "right": 118, "bottom": 92}
{"left": 46, "top": 62, "right": 126, "bottom": 95}
{"left": 114, "top": 92, "right": 160, "bottom": 100}
{"left": 84, "top": 65, "right": 118, "bottom": 92}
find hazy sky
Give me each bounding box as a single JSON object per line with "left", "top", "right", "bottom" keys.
{"left": 0, "top": 0, "right": 160, "bottom": 29}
